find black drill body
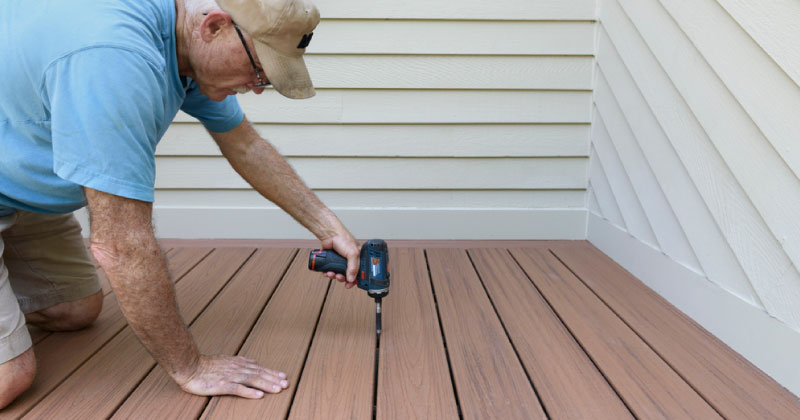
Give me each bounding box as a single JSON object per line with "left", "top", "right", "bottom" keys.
{"left": 308, "top": 239, "right": 390, "bottom": 334}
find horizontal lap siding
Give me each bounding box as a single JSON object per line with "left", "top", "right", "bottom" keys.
{"left": 590, "top": 0, "right": 800, "bottom": 396}
{"left": 156, "top": 5, "right": 595, "bottom": 239}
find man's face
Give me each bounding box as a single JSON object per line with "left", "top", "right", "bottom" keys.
{"left": 191, "top": 14, "right": 269, "bottom": 101}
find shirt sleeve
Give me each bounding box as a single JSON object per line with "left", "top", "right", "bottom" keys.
{"left": 44, "top": 47, "right": 165, "bottom": 202}
{"left": 181, "top": 80, "right": 244, "bottom": 133}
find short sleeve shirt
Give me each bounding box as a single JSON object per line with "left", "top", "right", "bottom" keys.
{"left": 0, "top": 0, "right": 244, "bottom": 216}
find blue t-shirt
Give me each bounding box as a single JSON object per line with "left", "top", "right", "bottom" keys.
{"left": 0, "top": 0, "right": 244, "bottom": 216}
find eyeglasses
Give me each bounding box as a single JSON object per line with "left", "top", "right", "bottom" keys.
{"left": 203, "top": 13, "right": 270, "bottom": 88}
{"left": 232, "top": 23, "right": 270, "bottom": 88}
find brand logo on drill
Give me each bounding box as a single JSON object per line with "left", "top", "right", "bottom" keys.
{"left": 371, "top": 257, "right": 381, "bottom": 278}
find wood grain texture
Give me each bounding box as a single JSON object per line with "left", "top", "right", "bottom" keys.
{"left": 201, "top": 251, "right": 331, "bottom": 420}
{"left": 426, "top": 248, "right": 546, "bottom": 420}
{"left": 594, "top": 19, "right": 762, "bottom": 305}
{"left": 376, "top": 248, "right": 458, "bottom": 420}
{"left": 650, "top": 0, "right": 800, "bottom": 294}
{"left": 111, "top": 248, "right": 296, "bottom": 419}
{"left": 551, "top": 242, "right": 800, "bottom": 419}
{"left": 657, "top": 0, "right": 800, "bottom": 182}
{"left": 20, "top": 248, "right": 254, "bottom": 420}
{"left": 715, "top": 0, "right": 800, "bottom": 87}
{"left": 510, "top": 248, "right": 722, "bottom": 419}
{"left": 604, "top": 0, "right": 800, "bottom": 326}
{"left": 1, "top": 247, "right": 212, "bottom": 419}
{"left": 468, "top": 248, "right": 633, "bottom": 419}
{"left": 586, "top": 213, "right": 800, "bottom": 398}
{"left": 286, "top": 279, "right": 376, "bottom": 420}
{"left": 8, "top": 242, "right": 800, "bottom": 418}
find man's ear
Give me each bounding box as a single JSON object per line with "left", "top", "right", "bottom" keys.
{"left": 199, "top": 10, "right": 233, "bottom": 42}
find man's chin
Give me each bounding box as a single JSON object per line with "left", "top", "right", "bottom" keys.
{"left": 197, "top": 87, "right": 228, "bottom": 102}
{"left": 209, "top": 92, "right": 228, "bottom": 102}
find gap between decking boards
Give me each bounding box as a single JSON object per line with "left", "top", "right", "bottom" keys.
{"left": 424, "top": 249, "right": 464, "bottom": 420}
{"left": 107, "top": 248, "right": 261, "bottom": 419}
{"left": 547, "top": 249, "right": 725, "bottom": 420}
{"left": 199, "top": 248, "right": 301, "bottom": 419}
{"left": 465, "top": 249, "right": 551, "bottom": 420}
{"left": 505, "top": 248, "right": 638, "bottom": 419}
{"left": 282, "top": 274, "right": 333, "bottom": 420}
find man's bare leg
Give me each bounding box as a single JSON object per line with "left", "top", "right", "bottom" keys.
{"left": 0, "top": 347, "right": 36, "bottom": 409}
{"left": 0, "top": 291, "right": 103, "bottom": 409}
{"left": 25, "top": 291, "right": 103, "bottom": 332}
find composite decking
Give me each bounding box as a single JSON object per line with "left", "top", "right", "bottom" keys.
{"left": 2, "top": 241, "right": 798, "bottom": 419}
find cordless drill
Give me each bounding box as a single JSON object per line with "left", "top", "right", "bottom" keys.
{"left": 308, "top": 239, "right": 390, "bottom": 335}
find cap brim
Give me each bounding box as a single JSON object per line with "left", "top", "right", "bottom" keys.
{"left": 253, "top": 41, "right": 315, "bottom": 99}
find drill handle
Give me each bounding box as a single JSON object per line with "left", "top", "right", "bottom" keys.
{"left": 308, "top": 249, "right": 348, "bottom": 275}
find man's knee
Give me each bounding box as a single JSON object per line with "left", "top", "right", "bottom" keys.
{"left": 0, "top": 347, "right": 36, "bottom": 409}
{"left": 26, "top": 291, "right": 103, "bottom": 331}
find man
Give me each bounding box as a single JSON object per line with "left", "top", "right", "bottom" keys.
{"left": 0, "top": 0, "right": 361, "bottom": 409}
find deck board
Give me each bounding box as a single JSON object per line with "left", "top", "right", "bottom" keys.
{"left": 468, "top": 248, "right": 634, "bottom": 419}
{"left": 3, "top": 241, "right": 798, "bottom": 420}
{"left": 551, "top": 243, "right": 800, "bottom": 420}
{"left": 19, "top": 248, "right": 254, "bottom": 420}
{"left": 376, "top": 248, "right": 458, "bottom": 420}
{"left": 111, "top": 248, "right": 296, "bottom": 419}
{"left": 427, "top": 248, "right": 547, "bottom": 420}
{"left": 201, "top": 250, "right": 330, "bottom": 420}
{"left": 287, "top": 262, "right": 376, "bottom": 420}
{"left": 510, "top": 248, "right": 722, "bottom": 419}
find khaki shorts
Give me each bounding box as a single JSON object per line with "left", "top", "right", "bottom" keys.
{"left": 0, "top": 210, "right": 100, "bottom": 364}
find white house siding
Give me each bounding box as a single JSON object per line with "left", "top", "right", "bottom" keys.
{"left": 590, "top": 0, "right": 800, "bottom": 394}
{"left": 150, "top": 0, "right": 596, "bottom": 239}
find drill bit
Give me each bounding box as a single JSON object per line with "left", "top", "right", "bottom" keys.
{"left": 375, "top": 297, "right": 382, "bottom": 337}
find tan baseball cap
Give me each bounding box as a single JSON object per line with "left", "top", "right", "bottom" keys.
{"left": 217, "top": 0, "right": 320, "bottom": 99}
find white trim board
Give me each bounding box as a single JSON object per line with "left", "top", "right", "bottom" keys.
{"left": 587, "top": 212, "right": 800, "bottom": 397}
{"left": 75, "top": 208, "right": 587, "bottom": 240}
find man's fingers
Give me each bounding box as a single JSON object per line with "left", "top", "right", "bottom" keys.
{"left": 241, "top": 373, "right": 289, "bottom": 394}
{"left": 239, "top": 360, "right": 286, "bottom": 379}
{"left": 241, "top": 368, "right": 289, "bottom": 388}
{"left": 346, "top": 255, "right": 358, "bottom": 284}
{"left": 226, "top": 383, "right": 265, "bottom": 399}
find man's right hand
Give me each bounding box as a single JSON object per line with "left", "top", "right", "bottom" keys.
{"left": 320, "top": 232, "right": 360, "bottom": 289}
{"left": 176, "top": 354, "right": 289, "bottom": 398}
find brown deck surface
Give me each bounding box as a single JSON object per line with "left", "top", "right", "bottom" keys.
{"left": 2, "top": 240, "right": 799, "bottom": 419}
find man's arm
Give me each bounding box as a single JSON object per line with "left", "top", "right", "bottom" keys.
{"left": 85, "top": 187, "right": 288, "bottom": 397}
{"left": 209, "top": 117, "right": 360, "bottom": 285}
